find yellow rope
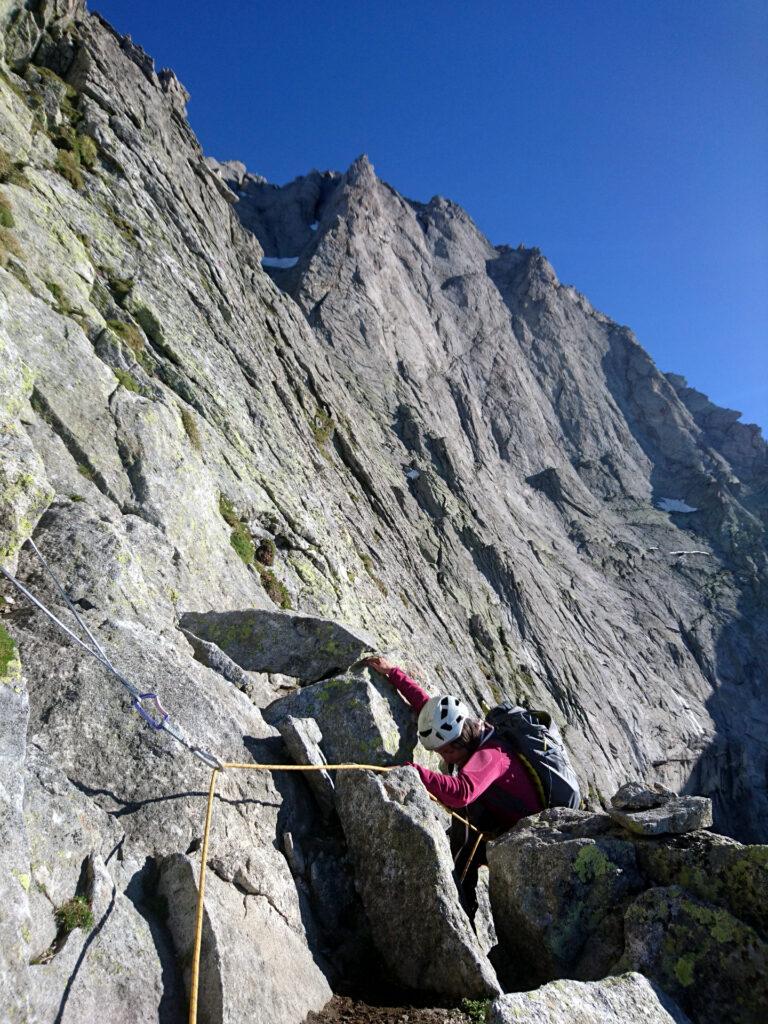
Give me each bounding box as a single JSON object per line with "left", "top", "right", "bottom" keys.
{"left": 187, "top": 762, "right": 488, "bottom": 1024}
{"left": 459, "top": 828, "right": 485, "bottom": 883}
{"left": 188, "top": 766, "right": 220, "bottom": 1024}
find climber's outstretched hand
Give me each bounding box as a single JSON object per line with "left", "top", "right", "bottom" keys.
{"left": 362, "top": 656, "right": 396, "bottom": 676}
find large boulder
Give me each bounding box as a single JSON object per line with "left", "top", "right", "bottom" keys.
{"left": 616, "top": 886, "right": 768, "bottom": 1024}
{"left": 487, "top": 808, "right": 644, "bottom": 986}
{"left": 490, "top": 972, "right": 691, "bottom": 1024}
{"left": 29, "top": 853, "right": 171, "bottom": 1024}
{"left": 634, "top": 830, "right": 768, "bottom": 939}
{"left": 180, "top": 608, "right": 375, "bottom": 681}
{"left": 335, "top": 766, "right": 501, "bottom": 999}
{"left": 265, "top": 669, "right": 419, "bottom": 767}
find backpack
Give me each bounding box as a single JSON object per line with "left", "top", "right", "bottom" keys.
{"left": 486, "top": 704, "right": 581, "bottom": 810}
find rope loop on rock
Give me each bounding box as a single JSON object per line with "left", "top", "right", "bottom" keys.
{"left": 188, "top": 762, "right": 490, "bottom": 1024}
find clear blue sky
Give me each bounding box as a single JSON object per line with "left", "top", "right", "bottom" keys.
{"left": 94, "top": 1, "right": 767, "bottom": 429}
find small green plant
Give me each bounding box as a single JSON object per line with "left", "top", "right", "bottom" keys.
{"left": 77, "top": 463, "right": 95, "bottom": 481}
{"left": 258, "top": 566, "right": 291, "bottom": 609}
{"left": 0, "top": 145, "right": 30, "bottom": 187}
{"left": 55, "top": 149, "right": 84, "bottom": 190}
{"left": 107, "top": 319, "right": 153, "bottom": 372}
{"left": 0, "top": 192, "right": 14, "bottom": 227}
{"left": 460, "top": 998, "right": 491, "bottom": 1023}
{"left": 69, "top": 493, "right": 84, "bottom": 502}
{"left": 230, "top": 521, "right": 255, "bottom": 565}
{"left": 107, "top": 275, "right": 133, "bottom": 304}
{"left": 0, "top": 226, "right": 23, "bottom": 267}
{"left": 180, "top": 407, "right": 202, "bottom": 451}
{"left": 54, "top": 896, "right": 94, "bottom": 935}
{"left": 45, "top": 281, "right": 72, "bottom": 315}
{"left": 218, "top": 494, "right": 257, "bottom": 564}
{"left": 0, "top": 623, "right": 17, "bottom": 678}
{"left": 254, "top": 537, "right": 276, "bottom": 566}
{"left": 77, "top": 134, "right": 98, "bottom": 169}
{"left": 0, "top": 147, "right": 13, "bottom": 182}
{"left": 310, "top": 406, "right": 334, "bottom": 452}
{"left": 218, "top": 493, "right": 239, "bottom": 527}
{"left": 113, "top": 368, "right": 140, "bottom": 393}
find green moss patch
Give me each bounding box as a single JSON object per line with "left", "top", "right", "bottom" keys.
{"left": 107, "top": 275, "right": 133, "bottom": 305}
{"left": 0, "top": 623, "right": 20, "bottom": 681}
{"left": 218, "top": 494, "right": 239, "bottom": 527}
{"left": 55, "top": 149, "right": 84, "bottom": 190}
{"left": 460, "top": 999, "right": 490, "bottom": 1023}
{"left": 0, "top": 147, "right": 13, "bottom": 182}
{"left": 44, "top": 281, "right": 73, "bottom": 315}
{"left": 310, "top": 406, "right": 334, "bottom": 454}
{"left": 107, "top": 319, "right": 153, "bottom": 372}
{"left": 180, "top": 407, "right": 202, "bottom": 451}
{"left": 77, "top": 134, "right": 98, "bottom": 169}
{"left": 574, "top": 844, "right": 613, "bottom": 884}
{"left": 0, "top": 226, "right": 23, "bottom": 267}
{"left": 113, "top": 368, "right": 141, "bottom": 393}
{"left": 230, "top": 521, "right": 255, "bottom": 565}
{"left": 0, "top": 192, "right": 14, "bottom": 228}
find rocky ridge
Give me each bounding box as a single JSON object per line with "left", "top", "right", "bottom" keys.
{"left": 1, "top": 2, "right": 767, "bottom": 1023}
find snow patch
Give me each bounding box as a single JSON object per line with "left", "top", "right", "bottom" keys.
{"left": 310, "top": 222, "right": 319, "bottom": 232}
{"left": 405, "top": 469, "right": 420, "bottom": 480}
{"left": 657, "top": 497, "right": 698, "bottom": 514}
{"left": 262, "top": 256, "right": 299, "bottom": 269}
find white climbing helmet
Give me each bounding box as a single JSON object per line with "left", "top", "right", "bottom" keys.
{"left": 417, "top": 694, "right": 471, "bottom": 750}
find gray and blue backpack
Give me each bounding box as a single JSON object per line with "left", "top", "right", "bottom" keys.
{"left": 486, "top": 704, "right": 581, "bottom": 809}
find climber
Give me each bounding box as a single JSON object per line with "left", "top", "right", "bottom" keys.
{"left": 362, "top": 656, "right": 545, "bottom": 917}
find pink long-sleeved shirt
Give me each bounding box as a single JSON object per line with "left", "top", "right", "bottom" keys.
{"left": 388, "top": 667, "right": 543, "bottom": 828}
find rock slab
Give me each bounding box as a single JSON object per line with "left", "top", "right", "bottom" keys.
{"left": 490, "top": 972, "right": 691, "bottom": 1024}
{"left": 607, "top": 796, "right": 713, "bottom": 836}
{"left": 180, "top": 609, "right": 375, "bottom": 681}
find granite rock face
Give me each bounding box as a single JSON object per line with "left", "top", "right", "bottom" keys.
{"left": 159, "top": 852, "right": 332, "bottom": 1024}
{"left": 486, "top": 806, "right": 768, "bottom": 1023}
{"left": 0, "top": 1, "right": 767, "bottom": 1021}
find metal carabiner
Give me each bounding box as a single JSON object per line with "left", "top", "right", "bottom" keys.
{"left": 132, "top": 692, "right": 170, "bottom": 730}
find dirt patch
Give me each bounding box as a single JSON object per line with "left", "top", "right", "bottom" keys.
{"left": 306, "top": 995, "right": 480, "bottom": 1023}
